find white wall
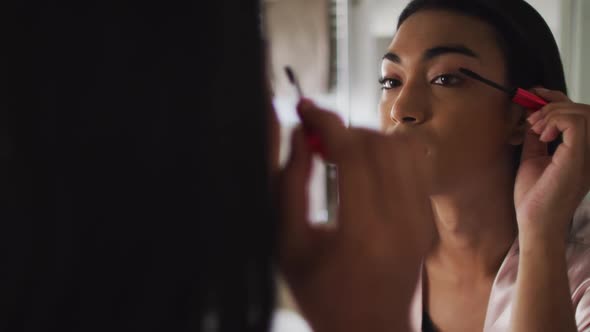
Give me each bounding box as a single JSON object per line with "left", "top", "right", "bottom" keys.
{"left": 527, "top": 0, "right": 562, "bottom": 43}
{"left": 563, "top": 0, "right": 590, "bottom": 104}
{"left": 347, "top": 0, "right": 407, "bottom": 128}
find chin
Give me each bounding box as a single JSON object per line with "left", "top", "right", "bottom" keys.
{"left": 417, "top": 149, "right": 472, "bottom": 196}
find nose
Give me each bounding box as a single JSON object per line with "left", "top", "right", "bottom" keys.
{"left": 389, "top": 83, "right": 427, "bottom": 125}
{"left": 394, "top": 114, "right": 420, "bottom": 124}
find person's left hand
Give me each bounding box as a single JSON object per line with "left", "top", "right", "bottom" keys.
{"left": 514, "top": 88, "right": 590, "bottom": 247}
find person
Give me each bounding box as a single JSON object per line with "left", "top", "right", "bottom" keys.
{"left": 6, "top": 2, "right": 276, "bottom": 331}
{"left": 276, "top": 0, "right": 590, "bottom": 331}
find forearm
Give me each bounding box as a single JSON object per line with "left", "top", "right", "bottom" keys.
{"left": 511, "top": 235, "right": 577, "bottom": 332}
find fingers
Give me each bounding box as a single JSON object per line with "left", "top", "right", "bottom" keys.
{"left": 295, "top": 99, "right": 373, "bottom": 234}
{"left": 526, "top": 87, "right": 589, "bottom": 147}
{"left": 534, "top": 115, "right": 587, "bottom": 203}
{"left": 329, "top": 129, "right": 379, "bottom": 235}
{"left": 296, "top": 99, "right": 350, "bottom": 163}
{"left": 280, "top": 127, "right": 341, "bottom": 270}
{"left": 541, "top": 113, "right": 587, "bottom": 154}
{"left": 283, "top": 127, "right": 313, "bottom": 191}
{"left": 529, "top": 105, "right": 590, "bottom": 145}
{"left": 521, "top": 121, "right": 548, "bottom": 162}
{"left": 522, "top": 91, "right": 590, "bottom": 203}
{"left": 295, "top": 99, "right": 396, "bottom": 236}
{"left": 292, "top": 98, "right": 435, "bottom": 238}
{"left": 525, "top": 87, "right": 572, "bottom": 136}
{"left": 529, "top": 103, "right": 579, "bottom": 132}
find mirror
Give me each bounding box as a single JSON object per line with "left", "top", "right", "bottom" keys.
{"left": 264, "top": 1, "right": 590, "bottom": 331}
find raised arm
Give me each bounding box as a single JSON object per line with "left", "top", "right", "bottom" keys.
{"left": 278, "top": 99, "right": 435, "bottom": 332}
{"left": 512, "top": 88, "right": 590, "bottom": 331}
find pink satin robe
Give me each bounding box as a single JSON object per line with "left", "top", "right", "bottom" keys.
{"left": 410, "top": 198, "right": 590, "bottom": 331}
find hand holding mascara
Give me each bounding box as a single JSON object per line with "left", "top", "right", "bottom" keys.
{"left": 458, "top": 68, "right": 548, "bottom": 111}
{"left": 283, "top": 65, "right": 337, "bottom": 224}
{"left": 284, "top": 66, "right": 326, "bottom": 158}
{"left": 277, "top": 78, "right": 437, "bottom": 332}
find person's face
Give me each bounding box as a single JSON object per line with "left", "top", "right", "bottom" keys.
{"left": 379, "top": 10, "right": 526, "bottom": 193}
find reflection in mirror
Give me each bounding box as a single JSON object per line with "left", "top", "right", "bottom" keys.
{"left": 264, "top": 0, "right": 349, "bottom": 224}
{"left": 265, "top": 1, "right": 590, "bottom": 331}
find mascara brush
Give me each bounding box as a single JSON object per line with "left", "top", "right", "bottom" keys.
{"left": 458, "top": 68, "right": 548, "bottom": 111}
{"left": 284, "top": 66, "right": 304, "bottom": 99}
{"left": 284, "top": 66, "right": 326, "bottom": 157}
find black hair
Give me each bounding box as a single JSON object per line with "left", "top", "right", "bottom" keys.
{"left": 4, "top": 1, "right": 274, "bottom": 331}
{"left": 398, "top": 0, "right": 565, "bottom": 155}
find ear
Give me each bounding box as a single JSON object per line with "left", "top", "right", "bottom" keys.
{"left": 506, "top": 103, "right": 527, "bottom": 146}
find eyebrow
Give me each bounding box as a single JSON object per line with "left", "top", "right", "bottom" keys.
{"left": 382, "top": 44, "right": 479, "bottom": 64}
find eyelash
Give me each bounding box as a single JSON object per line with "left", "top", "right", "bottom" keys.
{"left": 378, "top": 77, "right": 401, "bottom": 90}
{"left": 378, "top": 74, "right": 463, "bottom": 90}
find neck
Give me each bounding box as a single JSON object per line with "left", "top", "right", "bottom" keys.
{"left": 426, "top": 164, "right": 518, "bottom": 282}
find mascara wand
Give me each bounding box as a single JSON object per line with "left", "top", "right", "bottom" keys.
{"left": 458, "top": 68, "right": 548, "bottom": 111}
{"left": 284, "top": 66, "right": 304, "bottom": 99}
{"left": 284, "top": 66, "right": 325, "bottom": 157}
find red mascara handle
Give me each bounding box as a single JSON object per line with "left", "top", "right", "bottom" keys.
{"left": 305, "top": 132, "right": 326, "bottom": 159}
{"left": 297, "top": 100, "right": 327, "bottom": 159}
{"left": 512, "top": 88, "right": 548, "bottom": 111}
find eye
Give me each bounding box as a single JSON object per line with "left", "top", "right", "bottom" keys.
{"left": 431, "top": 74, "right": 463, "bottom": 86}
{"left": 379, "top": 77, "right": 402, "bottom": 90}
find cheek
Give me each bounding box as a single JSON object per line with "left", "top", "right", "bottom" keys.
{"left": 431, "top": 103, "right": 511, "bottom": 171}
{"left": 441, "top": 94, "right": 507, "bottom": 131}
{"left": 438, "top": 111, "right": 504, "bottom": 148}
